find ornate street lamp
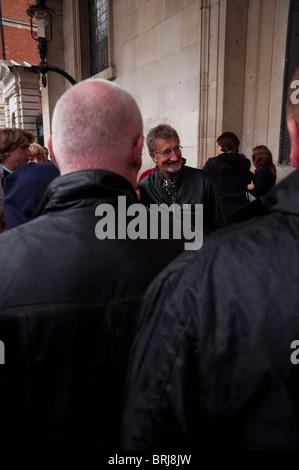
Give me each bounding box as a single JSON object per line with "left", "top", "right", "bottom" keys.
{"left": 26, "top": 0, "right": 76, "bottom": 87}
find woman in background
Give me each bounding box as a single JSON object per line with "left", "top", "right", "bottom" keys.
{"left": 29, "top": 142, "right": 48, "bottom": 163}
{"left": 247, "top": 145, "right": 277, "bottom": 198}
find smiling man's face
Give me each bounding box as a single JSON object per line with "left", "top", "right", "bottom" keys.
{"left": 150, "top": 137, "right": 183, "bottom": 180}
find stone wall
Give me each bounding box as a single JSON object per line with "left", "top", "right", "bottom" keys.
{"left": 45, "top": 0, "right": 291, "bottom": 181}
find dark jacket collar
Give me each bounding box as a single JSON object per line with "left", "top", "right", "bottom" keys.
{"left": 36, "top": 169, "right": 138, "bottom": 216}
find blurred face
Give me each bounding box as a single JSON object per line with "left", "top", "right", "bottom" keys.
{"left": 4, "top": 136, "right": 32, "bottom": 171}
{"left": 150, "top": 138, "right": 183, "bottom": 180}
{"left": 28, "top": 154, "right": 46, "bottom": 163}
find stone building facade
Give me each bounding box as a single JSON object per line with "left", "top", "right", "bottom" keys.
{"left": 0, "top": 60, "right": 40, "bottom": 137}
{"left": 28, "top": 1, "right": 298, "bottom": 180}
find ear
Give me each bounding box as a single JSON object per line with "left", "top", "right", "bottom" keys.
{"left": 48, "top": 135, "right": 59, "bottom": 168}
{"left": 133, "top": 134, "right": 144, "bottom": 170}
{"left": 150, "top": 152, "right": 158, "bottom": 165}
{"left": 287, "top": 118, "right": 299, "bottom": 170}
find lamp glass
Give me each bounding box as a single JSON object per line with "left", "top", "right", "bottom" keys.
{"left": 33, "top": 11, "right": 50, "bottom": 28}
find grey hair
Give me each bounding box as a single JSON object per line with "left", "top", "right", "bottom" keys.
{"left": 146, "top": 124, "right": 180, "bottom": 153}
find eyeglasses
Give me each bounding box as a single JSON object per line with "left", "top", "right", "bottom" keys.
{"left": 153, "top": 145, "right": 183, "bottom": 158}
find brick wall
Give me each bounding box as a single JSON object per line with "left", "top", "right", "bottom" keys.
{"left": 0, "top": 0, "right": 39, "bottom": 64}
{"left": 1, "top": 0, "right": 31, "bottom": 23}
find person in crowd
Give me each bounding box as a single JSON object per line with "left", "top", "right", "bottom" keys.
{"left": 138, "top": 124, "right": 225, "bottom": 235}
{"left": 0, "top": 128, "right": 33, "bottom": 210}
{"left": 247, "top": 145, "right": 277, "bottom": 198}
{"left": 232, "top": 145, "right": 278, "bottom": 223}
{"left": 43, "top": 146, "right": 50, "bottom": 161}
{"left": 202, "top": 131, "right": 251, "bottom": 225}
{"left": 3, "top": 161, "right": 60, "bottom": 229}
{"left": 0, "top": 78, "right": 187, "bottom": 449}
{"left": 29, "top": 142, "right": 48, "bottom": 163}
{"left": 121, "top": 67, "right": 299, "bottom": 450}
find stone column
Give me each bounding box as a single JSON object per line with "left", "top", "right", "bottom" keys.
{"left": 198, "top": 0, "right": 248, "bottom": 166}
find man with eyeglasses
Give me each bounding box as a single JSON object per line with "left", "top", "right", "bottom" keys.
{"left": 138, "top": 123, "right": 225, "bottom": 235}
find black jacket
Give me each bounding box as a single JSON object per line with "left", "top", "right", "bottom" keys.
{"left": 202, "top": 153, "right": 251, "bottom": 225}
{"left": 0, "top": 169, "right": 186, "bottom": 449}
{"left": 248, "top": 166, "right": 276, "bottom": 198}
{"left": 121, "top": 169, "right": 299, "bottom": 450}
{"left": 139, "top": 165, "right": 225, "bottom": 235}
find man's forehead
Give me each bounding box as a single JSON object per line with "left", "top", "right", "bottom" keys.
{"left": 155, "top": 137, "right": 179, "bottom": 148}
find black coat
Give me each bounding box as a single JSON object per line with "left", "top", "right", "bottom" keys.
{"left": 202, "top": 153, "right": 251, "bottom": 225}
{"left": 121, "top": 169, "right": 299, "bottom": 450}
{"left": 139, "top": 165, "right": 225, "bottom": 235}
{"left": 0, "top": 169, "right": 186, "bottom": 449}
{"left": 248, "top": 166, "right": 276, "bottom": 198}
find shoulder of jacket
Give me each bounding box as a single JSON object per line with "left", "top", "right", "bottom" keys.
{"left": 184, "top": 165, "right": 205, "bottom": 173}
{"left": 139, "top": 171, "right": 157, "bottom": 186}
{"left": 203, "top": 157, "right": 217, "bottom": 168}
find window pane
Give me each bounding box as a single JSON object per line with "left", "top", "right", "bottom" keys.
{"left": 88, "top": 0, "right": 108, "bottom": 75}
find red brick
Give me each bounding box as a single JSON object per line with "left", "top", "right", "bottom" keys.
{"left": 0, "top": 0, "right": 39, "bottom": 64}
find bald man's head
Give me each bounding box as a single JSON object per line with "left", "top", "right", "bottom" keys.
{"left": 49, "top": 79, "right": 143, "bottom": 183}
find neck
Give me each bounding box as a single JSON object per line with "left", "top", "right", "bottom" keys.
{"left": 160, "top": 170, "right": 179, "bottom": 180}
